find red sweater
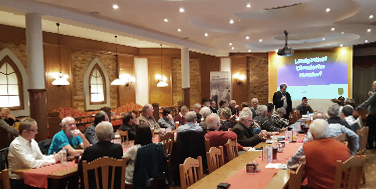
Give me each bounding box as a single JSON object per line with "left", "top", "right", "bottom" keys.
{"left": 174, "top": 114, "right": 186, "bottom": 125}
{"left": 303, "top": 138, "right": 351, "bottom": 189}
{"left": 205, "top": 130, "right": 244, "bottom": 163}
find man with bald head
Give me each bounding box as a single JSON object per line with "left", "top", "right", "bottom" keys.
{"left": 176, "top": 111, "right": 203, "bottom": 132}
{"left": 138, "top": 104, "right": 161, "bottom": 133}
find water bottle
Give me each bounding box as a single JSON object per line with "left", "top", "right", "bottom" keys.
{"left": 61, "top": 149, "right": 67, "bottom": 167}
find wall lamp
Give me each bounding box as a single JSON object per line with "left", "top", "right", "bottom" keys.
{"left": 233, "top": 73, "right": 246, "bottom": 85}
{"left": 120, "top": 74, "right": 136, "bottom": 89}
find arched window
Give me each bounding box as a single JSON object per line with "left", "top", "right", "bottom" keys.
{"left": 0, "top": 56, "right": 23, "bottom": 110}
{"left": 89, "top": 65, "right": 106, "bottom": 104}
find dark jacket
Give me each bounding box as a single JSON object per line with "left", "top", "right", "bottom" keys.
{"left": 78, "top": 141, "right": 123, "bottom": 189}
{"left": 232, "top": 122, "right": 262, "bottom": 147}
{"left": 133, "top": 143, "right": 171, "bottom": 189}
{"left": 228, "top": 106, "right": 239, "bottom": 116}
{"left": 273, "top": 91, "right": 292, "bottom": 117}
{"left": 253, "top": 115, "right": 280, "bottom": 132}
{"left": 328, "top": 117, "right": 351, "bottom": 129}
{"left": 84, "top": 124, "right": 98, "bottom": 145}
{"left": 118, "top": 123, "right": 136, "bottom": 141}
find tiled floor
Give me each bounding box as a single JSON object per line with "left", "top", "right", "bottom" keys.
{"left": 360, "top": 149, "right": 376, "bottom": 189}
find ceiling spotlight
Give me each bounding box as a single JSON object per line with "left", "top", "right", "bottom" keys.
{"left": 205, "top": 33, "right": 208, "bottom": 36}
{"left": 340, "top": 44, "right": 343, "bottom": 47}
{"left": 229, "top": 43, "right": 232, "bottom": 46}
{"left": 164, "top": 18, "right": 168, "bottom": 22}
{"left": 246, "top": 36, "right": 249, "bottom": 40}
{"left": 326, "top": 8, "right": 331, "bottom": 12}
{"left": 246, "top": 4, "right": 251, "bottom": 8}
{"left": 331, "top": 28, "right": 335, "bottom": 31}
{"left": 259, "top": 39, "right": 262, "bottom": 42}
{"left": 179, "top": 8, "right": 185, "bottom": 12}
{"left": 178, "top": 28, "right": 181, "bottom": 32}
{"left": 113, "top": 4, "right": 119, "bottom": 9}
{"left": 231, "top": 47, "right": 234, "bottom": 50}
{"left": 341, "top": 32, "right": 344, "bottom": 34}
{"left": 229, "top": 19, "right": 234, "bottom": 24}
{"left": 369, "top": 15, "right": 374, "bottom": 19}
{"left": 248, "top": 50, "right": 251, "bottom": 52}
{"left": 367, "top": 29, "right": 371, "bottom": 32}
{"left": 322, "top": 38, "right": 326, "bottom": 40}
{"left": 365, "top": 40, "right": 368, "bottom": 43}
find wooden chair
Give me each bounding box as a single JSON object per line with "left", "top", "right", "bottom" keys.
{"left": 206, "top": 146, "right": 224, "bottom": 173}
{"left": 288, "top": 163, "right": 305, "bottom": 189}
{"left": 356, "top": 126, "right": 369, "bottom": 184}
{"left": 117, "top": 130, "right": 129, "bottom": 143}
{"left": 0, "top": 169, "right": 11, "bottom": 189}
{"left": 159, "top": 132, "right": 174, "bottom": 159}
{"left": 179, "top": 156, "right": 203, "bottom": 189}
{"left": 82, "top": 156, "right": 127, "bottom": 189}
{"left": 334, "top": 155, "right": 365, "bottom": 189}
{"left": 335, "top": 133, "right": 348, "bottom": 143}
{"left": 204, "top": 138, "right": 210, "bottom": 152}
{"left": 224, "top": 139, "right": 239, "bottom": 161}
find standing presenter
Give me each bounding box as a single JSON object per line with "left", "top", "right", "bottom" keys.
{"left": 273, "top": 84, "right": 292, "bottom": 119}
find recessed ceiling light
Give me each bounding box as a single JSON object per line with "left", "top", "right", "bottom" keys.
{"left": 178, "top": 28, "right": 181, "bottom": 32}
{"left": 331, "top": 28, "right": 335, "bottom": 31}
{"left": 369, "top": 15, "right": 374, "bottom": 19}
{"left": 179, "top": 8, "right": 185, "bottom": 12}
{"left": 231, "top": 47, "right": 234, "bottom": 50}
{"left": 365, "top": 40, "right": 368, "bottom": 43}
{"left": 113, "top": 4, "right": 119, "bottom": 9}
{"left": 326, "top": 8, "right": 331, "bottom": 12}
{"left": 164, "top": 18, "right": 168, "bottom": 22}
{"left": 229, "top": 43, "right": 232, "bottom": 46}
{"left": 341, "top": 32, "right": 344, "bottom": 34}
{"left": 248, "top": 50, "right": 251, "bottom": 52}
{"left": 367, "top": 29, "right": 371, "bottom": 32}
{"left": 246, "top": 4, "right": 251, "bottom": 8}
{"left": 322, "top": 38, "right": 326, "bottom": 40}
{"left": 246, "top": 36, "right": 249, "bottom": 40}
{"left": 205, "top": 33, "right": 208, "bottom": 37}
{"left": 229, "top": 19, "right": 234, "bottom": 24}
{"left": 340, "top": 44, "right": 343, "bottom": 47}
{"left": 259, "top": 39, "right": 262, "bottom": 42}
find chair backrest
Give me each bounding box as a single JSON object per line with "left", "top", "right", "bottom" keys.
{"left": 159, "top": 132, "right": 174, "bottom": 158}
{"left": 204, "top": 138, "right": 210, "bottom": 152}
{"left": 82, "top": 156, "right": 127, "bottom": 189}
{"left": 206, "top": 146, "right": 224, "bottom": 173}
{"left": 289, "top": 163, "right": 306, "bottom": 189}
{"left": 0, "top": 169, "right": 11, "bottom": 189}
{"left": 117, "top": 130, "right": 129, "bottom": 143}
{"left": 179, "top": 156, "right": 203, "bottom": 189}
{"left": 224, "top": 139, "right": 239, "bottom": 161}
{"left": 0, "top": 148, "right": 9, "bottom": 171}
{"left": 335, "top": 133, "right": 348, "bottom": 143}
{"left": 357, "top": 126, "right": 369, "bottom": 155}
{"left": 334, "top": 155, "right": 365, "bottom": 189}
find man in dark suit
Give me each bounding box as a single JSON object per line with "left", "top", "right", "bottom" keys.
{"left": 79, "top": 121, "right": 123, "bottom": 189}
{"left": 273, "top": 83, "right": 292, "bottom": 119}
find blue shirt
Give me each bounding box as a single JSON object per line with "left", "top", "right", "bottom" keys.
{"left": 48, "top": 130, "right": 83, "bottom": 155}
{"left": 176, "top": 122, "right": 203, "bottom": 132}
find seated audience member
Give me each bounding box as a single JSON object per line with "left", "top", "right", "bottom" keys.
{"left": 219, "top": 107, "right": 236, "bottom": 131}
{"left": 266, "top": 103, "right": 276, "bottom": 123}
{"left": 0, "top": 118, "right": 18, "bottom": 138}
{"left": 241, "top": 107, "right": 261, "bottom": 134}
{"left": 193, "top": 103, "right": 202, "bottom": 123}
{"left": 174, "top": 105, "right": 189, "bottom": 125}
{"left": 0, "top": 108, "right": 16, "bottom": 126}
{"left": 217, "top": 99, "right": 228, "bottom": 116}
{"left": 345, "top": 98, "right": 359, "bottom": 119}
{"left": 327, "top": 103, "right": 351, "bottom": 129}
{"left": 250, "top": 98, "right": 259, "bottom": 113}
{"left": 158, "top": 109, "right": 175, "bottom": 129}
{"left": 295, "top": 97, "right": 313, "bottom": 115}
{"left": 138, "top": 104, "right": 161, "bottom": 133}
{"left": 201, "top": 98, "right": 210, "bottom": 108}
{"left": 254, "top": 105, "right": 286, "bottom": 132}
{"left": 209, "top": 99, "right": 218, "bottom": 114}
{"left": 48, "top": 117, "right": 91, "bottom": 156}
{"left": 271, "top": 108, "right": 289, "bottom": 128}
{"left": 85, "top": 111, "right": 109, "bottom": 145}
{"left": 240, "top": 102, "right": 257, "bottom": 118}
{"left": 228, "top": 100, "right": 239, "bottom": 116}
{"left": 301, "top": 119, "right": 351, "bottom": 189}
{"left": 176, "top": 111, "right": 203, "bottom": 132}
{"left": 123, "top": 125, "right": 153, "bottom": 184}
{"left": 118, "top": 112, "right": 138, "bottom": 140}
{"left": 79, "top": 121, "right": 123, "bottom": 189}
{"left": 8, "top": 118, "right": 62, "bottom": 188}
{"left": 287, "top": 113, "right": 358, "bottom": 169}
{"left": 341, "top": 105, "right": 361, "bottom": 132}
{"left": 232, "top": 111, "right": 268, "bottom": 147}
{"left": 199, "top": 107, "right": 211, "bottom": 130}
{"left": 205, "top": 114, "right": 249, "bottom": 162}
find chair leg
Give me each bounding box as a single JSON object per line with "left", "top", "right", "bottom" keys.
{"left": 362, "top": 172, "right": 366, "bottom": 184}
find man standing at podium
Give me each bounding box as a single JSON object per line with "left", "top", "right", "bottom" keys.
{"left": 273, "top": 84, "right": 292, "bottom": 119}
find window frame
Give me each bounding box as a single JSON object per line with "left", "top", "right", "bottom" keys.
{"left": 89, "top": 64, "right": 106, "bottom": 105}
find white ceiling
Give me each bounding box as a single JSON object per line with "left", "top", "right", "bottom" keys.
{"left": 0, "top": 0, "right": 375, "bottom": 56}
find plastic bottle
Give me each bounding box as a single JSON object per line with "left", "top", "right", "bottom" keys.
{"left": 61, "top": 149, "right": 67, "bottom": 167}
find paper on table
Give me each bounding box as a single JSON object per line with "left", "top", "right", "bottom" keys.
{"left": 248, "top": 148, "right": 262, "bottom": 152}
{"left": 265, "top": 163, "right": 287, "bottom": 169}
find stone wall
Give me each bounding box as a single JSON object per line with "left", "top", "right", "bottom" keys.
{"left": 71, "top": 50, "right": 118, "bottom": 111}
{"left": 247, "top": 54, "right": 269, "bottom": 105}
{"left": 0, "top": 42, "right": 28, "bottom": 71}
{"left": 172, "top": 58, "right": 201, "bottom": 109}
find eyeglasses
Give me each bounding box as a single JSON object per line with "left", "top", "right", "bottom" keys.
{"left": 28, "top": 129, "right": 38, "bottom": 132}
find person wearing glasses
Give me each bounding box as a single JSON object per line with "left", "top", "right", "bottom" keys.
{"left": 8, "top": 118, "right": 63, "bottom": 188}
{"left": 232, "top": 111, "right": 268, "bottom": 147}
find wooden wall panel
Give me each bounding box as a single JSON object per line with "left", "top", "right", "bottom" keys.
{"left": 118, "top": 55, "right": 136, "bottom": 105}
{"left": 231, "top": 56, "right": 248, "bottom": 104}
{"left": 148, "top": 56, "right": 173, "bottom": 106}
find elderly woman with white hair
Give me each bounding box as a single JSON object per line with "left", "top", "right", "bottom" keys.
{"left": 271, "top": 107, "right": 289, "bottom": 128}
{"left": 199, "top": 106, "right": 211, "bottom": 131}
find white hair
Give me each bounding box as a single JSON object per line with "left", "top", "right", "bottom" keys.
{"left": 239, "top": 110, "right": 252, "bottom": 122}
{"left": 251, "top": 98, "right": 259, "bottom": 103}
{"left": 199, "top": 107, "right": 211, "bottom": 118}
{"left": 193, "top": 103, "right": 201, "bottom": 109}
{"left": 181, "top": 105, "right": 189, "bottom": 111}
{"left": 62, "top": 117, "right": 75, "bottom": 127}
{"left": 185, "top": 111, "right": 197, "bottom": 122}
{"left": 373, "top": 81, "right": 376, "bottom": 85}
{"left": 276, "top": 107, "right": 286, "bottom": 115}
{"left": 95, "top": 121, "right": 114, "bottom": 141}
{"left": 328, "top": 103, "right": 340, "bottom": 117}
{"left": 230, "top": 100, "right": 236, "bottom": 104}
{"left": 242, "top": 107, "right": 251, "bottom": 112}
{"left": 206, "top": 113, "right": 220, "bottom": 130}
{"left": 256, "top": 105, "right": 267, "bottom": 115}
{"left": 309, "top": 119, "right": 330, "bottom": 139}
